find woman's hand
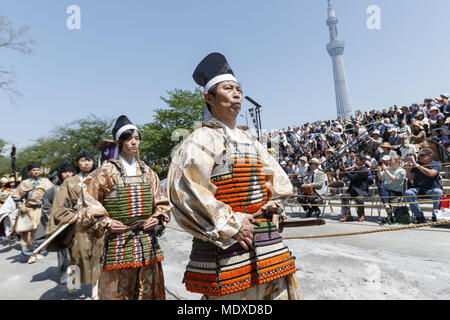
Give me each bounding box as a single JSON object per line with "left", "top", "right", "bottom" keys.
{"left": 143, "top": 217, "right": 160, "bottom": 231}
{"left": 109, "top": 219, "right": 127, "bottom": 233}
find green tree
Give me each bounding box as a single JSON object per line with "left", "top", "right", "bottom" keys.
{"left": 12, "top": 115, "right": 113, "bottom": 175}
{"left": 0, "top": 138, "right": 5, "bottom": 154}
{"left": 139, "top": 88, "right": 205, "bottom": 172}
{"left": 0, "top": 138, "right": 10, "bottom": 176}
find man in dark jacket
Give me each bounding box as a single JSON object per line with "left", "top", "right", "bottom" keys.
{"left": 340, "top": 154, "right": 371, "bottom": 222}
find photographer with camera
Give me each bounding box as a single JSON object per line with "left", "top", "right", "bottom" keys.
{"left": 404, "top": 147, "right": 443, "bottom": 224}
{"left": 376, "top": 154, "right": 406, "bottom": 221}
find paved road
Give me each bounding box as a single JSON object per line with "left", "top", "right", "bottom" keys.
{"left": 1, "top": 209, "right": 449, "bottom": 300}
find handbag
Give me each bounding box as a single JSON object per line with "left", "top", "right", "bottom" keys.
{"left": 439, "top": 195, "right": 450, "bottom": 209}
{"left": 14, "top": 211, "right": 34, "bottom": 233}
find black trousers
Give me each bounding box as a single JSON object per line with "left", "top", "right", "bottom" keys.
{"left": 297, "top": 193, "right": 322, "bottom": 213}
{"left": 341, "top": 192, "right": 365, "bottom": 217}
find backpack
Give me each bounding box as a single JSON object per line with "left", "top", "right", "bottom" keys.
{"left": 388, "top": 206, "right": 411, "bottom": 225}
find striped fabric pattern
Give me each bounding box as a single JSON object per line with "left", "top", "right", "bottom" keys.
{"left": 183, "top": 154, "right": 296, "bottom": 296}
{"left": 102, "top": 182, "right": 164, "bottom": 271}
{"left": 184, "top": 220, "right": 296, "bottom": 296}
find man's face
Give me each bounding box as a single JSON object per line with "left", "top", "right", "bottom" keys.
{"left": 355, "top": 157, "right": 364, "bottom": 166}
{"left": 29, "top": 168, "right": 41, "bottom": 179}
{"left": 121, "top": 130, "right": 141, "bottom": 156}
{"left": 78, "top": 157, "right": 94, "bottom": 173}
{"left": 205, "top": 81, "right": 242, "bottom": 122}
{"left": 418, "top": 153, "right": 432, "bottom": 164}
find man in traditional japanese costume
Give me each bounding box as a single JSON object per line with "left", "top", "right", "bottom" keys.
{"left": 167, "top": 53, "right": 301, "bottom": 300}
{"left": 12, "top": 163, "right": 53, "bottom": 256}
{"left": 46, "top": 151, "right": 99, "bottom": 293}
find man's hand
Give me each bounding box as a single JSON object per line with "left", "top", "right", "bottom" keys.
{"left": 109, "top": 219, "right": 127, "bottom": 233}
{"left": 143, "top": 217, "right": 160, "bottom": 231}
{"left": 233, "top": 214, "right": 260, "bottom": 251}
{"left": 271, "top": 213, "right": 280, "bottom": 230}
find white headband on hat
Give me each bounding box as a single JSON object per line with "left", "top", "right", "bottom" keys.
{"left": 204, "top": 74, "right": 237, "bottom": 93}
{"left": 115, "top": 124, "right": 139, "bottom": 141}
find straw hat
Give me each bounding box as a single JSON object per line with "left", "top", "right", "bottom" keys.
{"left": 309, "top": 158, "right": 320, "bottom": 165}
{"left": 380, "top": 142, "right": 392, "bottom": 149}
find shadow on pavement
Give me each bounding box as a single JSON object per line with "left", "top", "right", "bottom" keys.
{"left": 31, "top": 266, "right": 59, "bottom": 283}
{"left": 39, "top": 284, "right": 92, "bottom": 300}
{"left": 0, "top": 244, "right": 17, "bottom": 254}
{"left": 7, "top": 253, "right": 29, "bottom": 264}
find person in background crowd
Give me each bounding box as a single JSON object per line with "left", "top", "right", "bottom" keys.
{"left": 404, "top": 147, "right": 443, "bottom": 224}
{"left": 377, "top": 154, "right": 406, "bottom": 222}
{"left": 340, "top": 154, "right": 371, "bottom": 222}
{"left": 414, "top": 111, "right": 430, "bottom": 136}
{"left": 12, "top": 164, "right": 53, "bottom": 257}
{"left": 39, "top": 161, "right": 75, "bottom": 242}
{"left": 399, "top": 135, "right": 418, "bottom": 158}
{"left": 297, "top": 158, "right": 328, "bottom": 218}
{"left": 410, "top": 122, "right": 428, "bottom": 150}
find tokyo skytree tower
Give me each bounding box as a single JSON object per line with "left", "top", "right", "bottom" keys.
{"left": 326, "top": 0, "right": 352, "bottom": 119}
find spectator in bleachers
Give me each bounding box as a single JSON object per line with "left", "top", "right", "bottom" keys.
{"left": 435, "top": 126, "right": 450, "bottom": 150}
{"left": 397, "top": 120, "right": 412, "bottom": 142}
{"left": 400, "top": 106, "right": 413, "bottom": 125}
{"left": 377, "top": 142, "right": 396, "bottom": 163}
{"left": 414, "top": 111, "right": 430, "bottom": 136}
{"left": 365, "top": 129, "right": 382, "bottom": 155}
{"left": 297, "top": 158, "right": 328, "bottom": 218}
{"left": 428, "top": 106, "right": 444, "bottom": 125}
{"left": 341, "top": 150, "right": 356, "bottom": 171}
{"left": 297, "top": 156, "right": 309, "bottom": 179}
{"left": 286, "top": 160, "right": 297, "bottom": 179}
{"left": 404, "top": 147, "right": 443, "bottom": 224}
{"left": 380, "top": 118, "right": 392, "bottom": 142}
{"left": 399, "top": 135, "right": 418, "bottom": 158}
{"left": 376, "top": 154, "right": 406, "bottom": 220}
{"left": 388, "top": 127, "right": 401, "bottom": 153}
{"left": 410, "top": 122, "right": 427, "bottom": 150}
{"left": 340, "top": 154, "right": 371, "bottom": 222}
{"left": 440, "top": 93, "right": 450, "bottom": 116}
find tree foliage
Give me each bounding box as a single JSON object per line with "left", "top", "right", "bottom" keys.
{"left": 0, "top": 88, "right": 206, "bottom": 179}
{"left": 139, "top": 88, "right": 205, "bottom": 167}
{"left": 0, "top": 115, "right": 113, "bottom": 177}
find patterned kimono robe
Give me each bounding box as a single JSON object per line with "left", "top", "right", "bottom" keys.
{"left": 12, "top": 178, "right": 54, "bottom": 231}
{"left": 78, "top": 159, "right": 172, "bottom": 300}
{"left": 168, "top": 120, "right": 301, "bottom": 300}
{"left": 47, "top": 174, "right": 104, "bottom": 285}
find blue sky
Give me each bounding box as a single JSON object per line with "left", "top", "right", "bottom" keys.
{"left": 1, "top": 0, "right": 450, "bottom": 151}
